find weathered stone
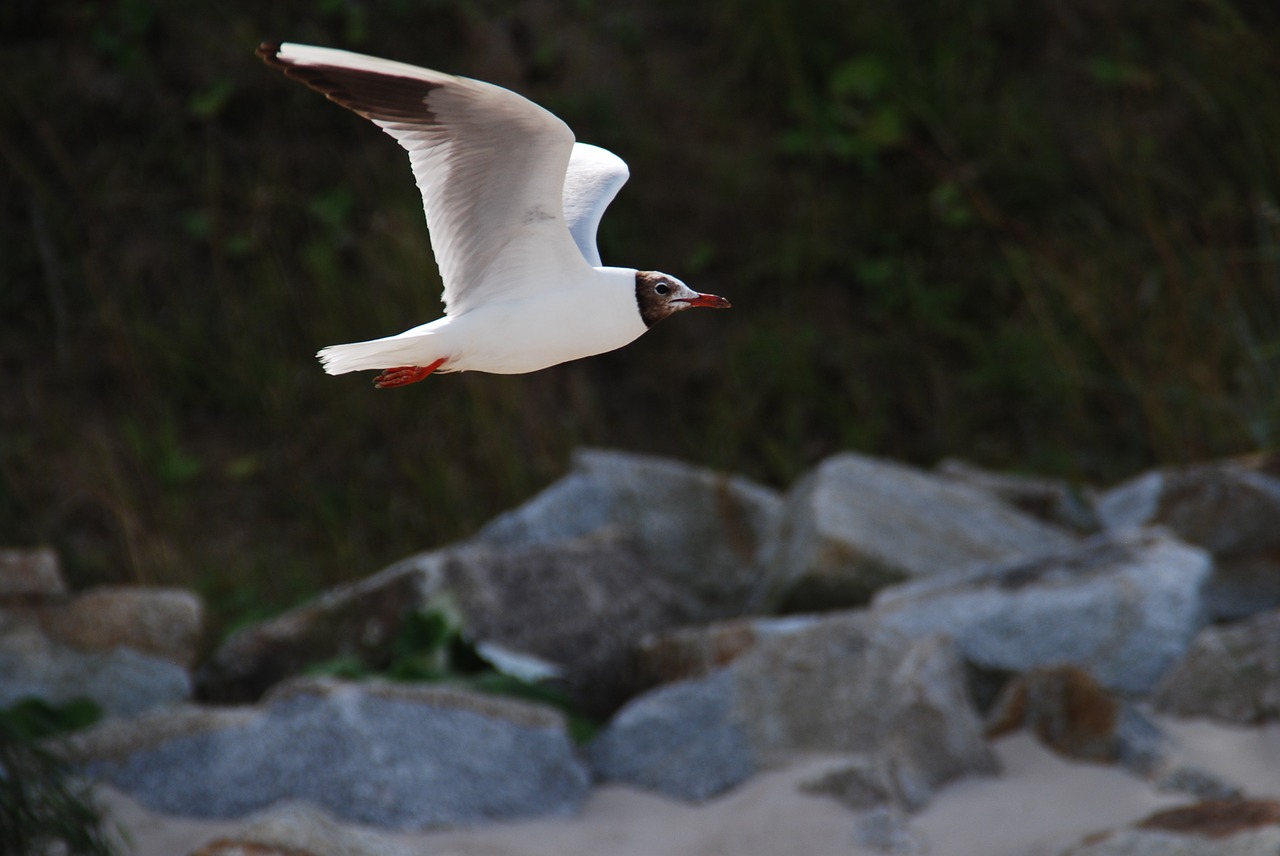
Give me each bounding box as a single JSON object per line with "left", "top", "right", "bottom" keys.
{"left": 589, "top": 615, "right": 997, "bottom": 807}
{"left": 0, "top": 613, "right": 190, "bottom": 718}
{"left": 873, "top": 530, "right": 1211, "bottom": 693}
{"left": 935, "top": 458, "right": 1101, "bottom": 533}
{"left": 1097, "top": 453, "right": 1280, "bottom": 619}
{"left": 0, "top": 546, "right": 65, "bottom": 597}
{"left": 774, "top": 452, "right": 1077, "bottom": 611}
{"left": 986, "top": 665, "right": 1164, "bottom": 772}
{"left": 38, "top": 586, "right": 203, "bottom": 667}
{"left": 475, "top": 448, "right": 787, "bottom": 616}
{"left": 635, "top": 615, "right": 820, "bottom": 685}
{"left": 1062, "top": 800, "right": 1280, "bottom": 855}
{"left": 584, "top": 670, "right": 756, "bottom": 802}
{"left": 1155, "top": 609, "right": 1280, "bottom": 724}
{"left": 199, "top": 530, "right": 691, "bottom": 716}
{"left": 80, "top": 677, "right": 589, "bottom": 830}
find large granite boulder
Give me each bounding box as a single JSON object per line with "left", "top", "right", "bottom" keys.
{"left": 588, "top": 614, "right": 997, "bottom": 809}
{"left": 76, "top": 677, "right": 590, "bottom": 830}
{"left": 773, "top": 452, "right": 1078, "bottom": 610}
{"left": 1155, "top": 609, "right": 1280, "bottom": 724}
{"left": 872, "top": 530, "right": 1211, "bottom": 693}
{"left": 474, "top": 448, "right": 787, "bottom": 616}
{"left": 198, "top": 530, "right": 691, "bottom": 716}
{"left": 1097, "top": 454, "right": 1280, "bottom": 619}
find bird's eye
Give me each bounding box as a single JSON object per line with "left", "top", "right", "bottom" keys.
{"left": 655, "top": 281, "right": 670, "bottom": 295}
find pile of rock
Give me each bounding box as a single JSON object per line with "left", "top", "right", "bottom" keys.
{"left": 8, "top": 448, "right": 1280, "bottom": 855}
{"left": 0, "top": 547, "right": 200, "bottom": 718}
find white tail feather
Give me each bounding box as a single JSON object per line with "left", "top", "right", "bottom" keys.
{"left": 316, "top": 336, "right": 439, "bottom": 375}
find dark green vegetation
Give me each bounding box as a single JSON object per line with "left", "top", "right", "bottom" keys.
{"left": 0, "top": 698, "right": 118, "bottom": 856}
{"left": 308, "top": 604, "right": 599, "bottom": 741}
{"left": 4, "top": 2, "right": 1279, "bottom": 631}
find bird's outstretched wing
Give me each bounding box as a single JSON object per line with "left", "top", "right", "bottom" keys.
{"left": 563, "top": 143, "right": 630, "bottom": 267}
{"left": 259, "top": 42, "right": 592, "bottom": 316}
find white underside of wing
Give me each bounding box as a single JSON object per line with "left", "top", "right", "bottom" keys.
{"left": 563, "top": 143, "right": 630, "bottom": 267}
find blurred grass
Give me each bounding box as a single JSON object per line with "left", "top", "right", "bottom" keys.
{"left": 2, "top": 0, "right": 1279, "bottom": 633}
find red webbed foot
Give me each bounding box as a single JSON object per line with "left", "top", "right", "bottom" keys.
{"left": 373, "top": 358, "right": 448, "bottom": 388}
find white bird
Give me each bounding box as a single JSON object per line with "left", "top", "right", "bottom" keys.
{"left": 258, "top": 42, "right": 730, "bottom": 388}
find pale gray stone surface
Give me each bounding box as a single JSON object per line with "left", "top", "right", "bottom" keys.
{"left": 475, "top": 448, "right": 787, "bottom": 616}
{"left": 1155, "top": 609, "right": 1280, "bottom": 724}
{"left": 872, "top": 531, "right": 1211, "bottom": 693}
{"left": 584, "top": 670, "right": 755, "bottom": 802}
{"left": 774, "top": 452, "right": 1077, "bottom": 610}
{"left": 1097, "top": 455, "right": 1280, "bottom": 620}
{"left": 589, "top": 616, "right": 996, "bottom": 808}
{"left": 0, "top": 614, "right": 190, "bottom": 717}
{"left": 81, "top": 678, "right": 590, "bottom": 829}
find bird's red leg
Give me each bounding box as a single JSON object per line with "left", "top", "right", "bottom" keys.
{"left": 373, "top": 358, "right": 448, "bottom": 389}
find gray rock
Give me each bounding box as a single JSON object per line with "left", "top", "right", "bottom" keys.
{"left": 79, "top": 677, "right": 590, "bottom": 829}
{"left": 985, "top": 665, "right": 1167, "bottom": 775}
{"left": 475, "top": 448, "right": 787, "bottom": 616}
{"left": 1060, "top": 800, "right": 1280, "bottom": 856}
{"left": 584, "top": 670, "right": 756, "bottom": 802}
{"left": 199, "top": 530, "right": 691, "bottom": 716}
{"left": 635, "top": 614, "right": 821, "bottom": 685}
{"left": 1154, "top": 609, "right": 1280, "bottom": 724}
{"left": 935, "top": 458, "right": 1101, "bottom": 533}
{"left": 774, "top": 452, "right": 1077, "bottom": 610}
{"left": 589, "top": 615, "right": 997, "bottom": 807}
{"left": 0, "top": 613, "right": 190, "bottom": 717}
{"left": 37, "top": 586, "right": 204, "bottom": 667}
{"left": 0, "top": 546, "right": 65, "bottom": 597}
{"left": 872, "top": 530, "right": 1211, "bottom": 693}
{"left": 1096, "top": 454, "right": 1280, "bottom": 619}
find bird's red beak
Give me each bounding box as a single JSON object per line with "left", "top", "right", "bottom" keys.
{"left": 677, "top": 293, "right": 732, "bottom": 309}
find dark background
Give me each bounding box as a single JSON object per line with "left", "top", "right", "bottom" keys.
{"left": 4, "top": 0, "right": 1278, "bottom": 635}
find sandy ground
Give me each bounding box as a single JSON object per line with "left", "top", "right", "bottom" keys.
{"left": 100, "top": 717, "right": 1280, "bottom": 856}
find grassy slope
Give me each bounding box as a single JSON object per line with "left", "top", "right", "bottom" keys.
{"left": 2, "top": 0, "right": 1278, "bottom": 632}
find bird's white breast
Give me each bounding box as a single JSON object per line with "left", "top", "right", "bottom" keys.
{"left": 426, "top": 266, "right": 646, "bottom": 375}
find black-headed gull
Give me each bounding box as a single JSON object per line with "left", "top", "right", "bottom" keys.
{"left": 258, "top": 42, "right": 730, "bottom": 388}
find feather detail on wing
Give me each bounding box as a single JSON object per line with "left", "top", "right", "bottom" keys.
{"left": 258, "top": 42, "right": 591, "bottom": 316}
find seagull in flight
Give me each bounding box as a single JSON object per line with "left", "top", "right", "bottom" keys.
{"left": 258, "top": 42, "right": 730, "bottom": 388}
